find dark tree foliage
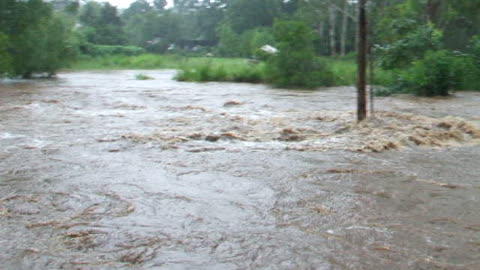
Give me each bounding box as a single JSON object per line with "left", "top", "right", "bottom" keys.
{"left": 266, "top": 20, "right": 333, "bottom": 88}
{"left": 79, "top": 2, "right": 125, "bottom": 45}
{"left": 225, "top": 0, "right": 282, "bottom": 33}
{"left": 0, "top": 0, "right": 76, "bottom": 77}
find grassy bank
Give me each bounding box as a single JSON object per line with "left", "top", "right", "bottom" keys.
{"left": 69, "top": 54, "right": 265, "bottom": 83}
{"left": 327, "top": 58, "right": 395, "bottom": 86}
{"left": 71, "top": 54, "right": 190, "bottom": 70}
{"left": 176, "top": 59, "right": 265, "bottom": 83}
{"left": 69, "top": 54, "right": 396, "bottom": 87}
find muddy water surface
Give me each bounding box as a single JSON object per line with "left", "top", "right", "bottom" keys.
{"left": 1, "top": 70, "right": 479, "bottom": 269}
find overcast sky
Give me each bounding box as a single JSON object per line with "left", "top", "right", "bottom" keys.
{"left": 100, "top": 0, "right": 174, "bottom": 9}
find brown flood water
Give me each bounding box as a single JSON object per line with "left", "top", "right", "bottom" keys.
{"left": 1, "top": 70, "right": 479, "bottom": 270}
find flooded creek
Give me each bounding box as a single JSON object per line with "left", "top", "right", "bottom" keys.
{"left": 1, "top": 70, "right": 479, "bottom": 269}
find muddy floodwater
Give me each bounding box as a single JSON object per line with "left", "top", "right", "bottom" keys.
{"left": 1, "top": 70, "right": 479, "bottom": 270}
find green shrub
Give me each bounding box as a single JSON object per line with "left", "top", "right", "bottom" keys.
{"left": 328, "top": 58, "right": 357, "bottom": 85}
{"left": 266, "top": 20, "right": 334, "bottom": 89}
{"left": 391, "top": 50, "right": 455, "bottom": 96}
{"left": 450, "top": 51, "right": 480, "bottom": 90}
{"left": 178, "top": 62, "right": 219, "bottom": 82}
{"left": 377, "top": 23, "right": 442, "bottom": 70}
{"left": 470, "top": 35, "right": 480, "bottom": 62}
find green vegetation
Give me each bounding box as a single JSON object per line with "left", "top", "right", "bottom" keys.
{"left": 176, "top": 59, "right": 265, "bottom": 83}
{"left": 327, "top": 58, "right": 395, "bottom": 87}
{"left": 0, "top": 0, "right": 77, "bottom": 77}
{"left": 265, "top": 20, "right": 334, "bottom": 88}
{"left": 371, "top": 1, "right": 480, "bottom": 96}
{"left": 391, "top": 50, "right": 454, "bottom": 96}
{"left": 69, "top": 53, "right": 397, "bottom": 88}
{"left": 70, "top": 54, "right": 227, "bottom": 71}
{"left": 2, "top": 0, "right": 480, "bottom": 95}
{"left": 376, "top": 22, "right": 443, "bottom": 70}
{"left": 70, "top": 54, "right": 266, "bottom": 84}
{"left": 0, "top": 33, "right": 12, "bottom": 74}
{"left": 70, "top": 54, "right": 180, "bottom": 70}
{"left": 387, "top": 49, "right": 480, "bottom": 96}
{"left": 135, "top": 73, "right": 154, "bottom": 80}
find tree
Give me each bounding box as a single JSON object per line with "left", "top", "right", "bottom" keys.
{"left": 340, "top": 0, "right": 350, "bottom": 56}
{"left": 96, "top": 3, "right": 125, "bottom": 44}
{"left": 296, "top": 0, "right": 357, "bottom": 56}
{"left": 266, "top": 19, "right": 333, "bottom": 88}
{"left": 328, "top": 4, "right": 337, "bottom": 56}
{"left": 0, "top": 0, "right": 77, "bottom": 77}
{"left": 79, "top": 1, "right": 101, "bottom": 27}
{"left": 122, "top": 0, "right": 152, "bottom": 20}
{"left": 216, "top": 24, "right": 241, "bottom": 57}
{"left": 225, "top": 0, "right": 282, "bottom": 33}
{"left": 79, "top": 2, "right": 125, "bottom": 45}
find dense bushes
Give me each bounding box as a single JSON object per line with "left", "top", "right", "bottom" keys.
{"left": 469, "top": 36, "right": 480, "bottom": 68}
{"left": 388, "top": 49, "right": 480, "bottom": 96}
{"left": 376, "top": 23, "right": 480, "bottom": 96}
{"left": 265, "top": 20, "right": 334, "bottom": 88}
{"left": 450, "top": 52, "right": 480, "bottom": 91}
{"left": 391, "top": 50, "right": 454, "bottom": 96}
{"left": 0, "top": 33, "right": 11, "bottom": 75}
{"left": 0, "top": 1, "right": 77, "bottom": 78}
{"left": 376, "top": 22, "right": 443, "bottom": 70}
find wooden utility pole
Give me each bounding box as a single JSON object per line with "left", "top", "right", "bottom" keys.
{"left": 357, "top": 0, "right": 368, "bottom": 122}
{"left": 369, "top": 46, "right": 375, "bottom": 117}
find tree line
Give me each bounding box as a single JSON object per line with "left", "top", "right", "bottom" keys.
{"left": 1, "top": 0, "right": 480, "bottom": 95}
{"left": 0, "top": 0, "right": 77, "bottom": 77}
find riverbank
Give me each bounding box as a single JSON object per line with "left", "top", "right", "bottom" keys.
{"left": 67, "top": 54, "right": 395, "bottom": 87}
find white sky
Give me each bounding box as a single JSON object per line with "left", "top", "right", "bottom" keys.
{"left": 99, "top": 0, "right": 174, "bottom": 9}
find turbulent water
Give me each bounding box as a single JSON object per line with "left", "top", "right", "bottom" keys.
{"left": 1, "top": 70, "right": 479, "bottom": 270}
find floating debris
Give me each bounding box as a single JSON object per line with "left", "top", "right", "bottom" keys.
{"left": 122, "top": 110, "right": 480, "bottom": 153}
{"left": 223, "top": 100, "right": 244, "bottom": 107}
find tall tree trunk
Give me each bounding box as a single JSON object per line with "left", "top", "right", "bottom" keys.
{"left": 357, "top": 0, "right": 368, "bottom": 122}
{"left": 329, "top": 5, "right": 336, "bottom": 56}
{"left": 340, "top": 0, "right": 349, "bottom": 56}
{"left": 354, "top": 2, "right": 359, "bottom": 53}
